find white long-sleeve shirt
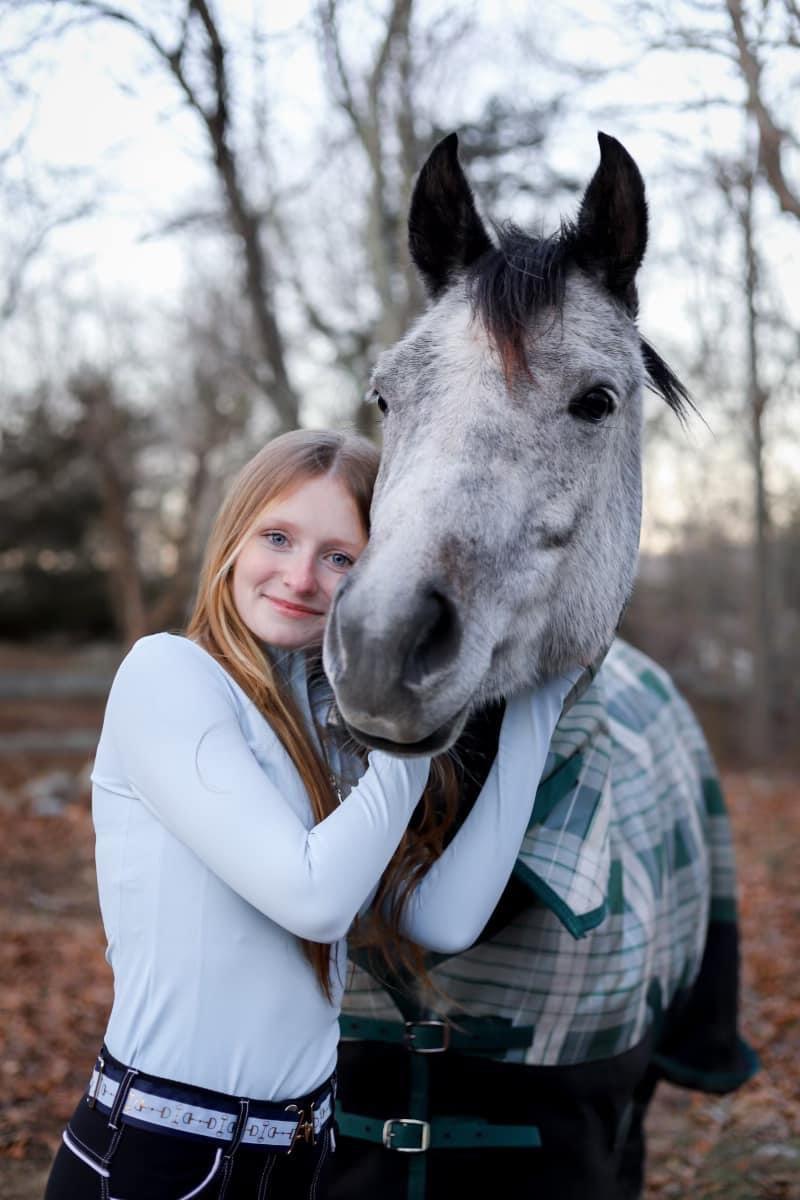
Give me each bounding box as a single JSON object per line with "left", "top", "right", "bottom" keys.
{"left": 91, "top": 633, "right": 573, "bottom": 1099}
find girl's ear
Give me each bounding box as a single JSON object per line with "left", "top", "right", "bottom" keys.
{"left": 573, "top": 132, "right": 648, "bottom": 313}
{"left": 408, "top": 133, "right": 494, "bottom": 297}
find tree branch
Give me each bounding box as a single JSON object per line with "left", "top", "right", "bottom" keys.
{"left": 17, "top": 0, "right": 300, "bottom": 426}
{"left": 317, "top": 0, "right": 365, "bottom": 140}
{"left": 2, "top": 201, "right": 94, "bottom": 321}
{"left": 726, "top": 0, "right": 800, "bottom": 219}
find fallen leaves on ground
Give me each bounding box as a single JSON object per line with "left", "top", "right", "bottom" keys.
{"left": 0, "top": 767, "right": 798, "bottom": 1199}
{"left": 644, "top": 771, "right": 800, "bottom": 1199}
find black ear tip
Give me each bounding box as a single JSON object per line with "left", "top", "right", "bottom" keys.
{"left": 596, "top": 131, "right": 641, "bottom": 175}
{"left": 597, "top": 131, "right": 625, "bottom": 158}
{"left": 433, "top": 131, "right": 460, "bottom": 162}
{"left": 420, "top": 132, "right": 463, "bottom": 188}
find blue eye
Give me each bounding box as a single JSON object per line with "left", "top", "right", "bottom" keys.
{"left": 265, "top": 531, "right": 288, "bottom": 547}
{"left": 327, "top": 552, "right": 354, "bottom": 571}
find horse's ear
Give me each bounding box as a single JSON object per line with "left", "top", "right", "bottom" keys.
{"left": 408, "top": 133, "right": 493, "bottom": 297}
{"left": 574, "top": 133, "right": 648, "bottom": 311}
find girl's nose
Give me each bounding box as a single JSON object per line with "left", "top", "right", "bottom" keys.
{"left": 285, "top": 555, "right": 318, "bottom": 595}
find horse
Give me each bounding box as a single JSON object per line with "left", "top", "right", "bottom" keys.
{"left": 322, "top": 133, "right": 757, "bottom": 1200}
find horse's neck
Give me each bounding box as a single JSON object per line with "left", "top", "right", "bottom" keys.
{"left": 445, "top": 698, "right": 536, "bottom": 943}
{"left": 443, "top": 699, "right": 506, "bottom": 843}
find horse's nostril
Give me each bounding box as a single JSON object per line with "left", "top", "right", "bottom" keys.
{"left": 403, "top": 588, "right": 461, "bottom": 686}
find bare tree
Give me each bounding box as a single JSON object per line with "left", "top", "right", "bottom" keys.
{"left": 318, "top": 0, "right": 425, "bottom": 354}
{"left": 71, "top": 369, "right": 150, "bottom": 643}
{"left": 310, "top": 1, "right": 573, "bottom": 428}
{"left": 2, "top": 0, "right": 576, "bottom": 434}
{"left": 628, "top": 0, "right": 798, "bottom": 216}
{"left": 725, "top": 0, "right": 800, "bottom": 220}
{"left": 619, "top": 0, "right": 800, "bottom": 759}
{"left": 68, "top": 306, "right": 260, "bottom": 645}
{"left": 3, "top": 0, "right": 301, "bottom": 428}
{"left": 0, "top": 122, "right": 99, "bottom": 323}
{"left": 1, "top": 194, "right": 95, "bottom": 323}
{"left": 714, "top": 152, "right": 776, "bottom": 757}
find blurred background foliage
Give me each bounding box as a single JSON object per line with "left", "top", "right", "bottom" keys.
{"left": 0, "top": 0, "right": 798, "bottom": 764}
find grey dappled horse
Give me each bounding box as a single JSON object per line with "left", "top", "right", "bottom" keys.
{"left": 324, "top": 132, "right": 688, "bottom": 752}
{"left": 323, "top": 135, "right": 756, "bottom": 1200}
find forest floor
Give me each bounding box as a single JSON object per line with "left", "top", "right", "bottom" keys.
{"left": 0, "top": 644, "right": 798, "bottom": 1199}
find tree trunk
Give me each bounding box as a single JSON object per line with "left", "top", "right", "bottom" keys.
{"left": 741, "top": 165, "right": 773, "bottom": 762}
{"left": 72, "top": 374, "right": 149, "bottom": 647}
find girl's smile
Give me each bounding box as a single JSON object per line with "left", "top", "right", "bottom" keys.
{"left": 264, "top": 595, "right": 325, "bottom": 618}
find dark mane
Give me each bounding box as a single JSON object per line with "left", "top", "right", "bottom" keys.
{"left": 467, "top": 222, "right": 576, "bottom": 382}
{"left": 639, "top": 338, "right": 695, "bottom": 423}
{"left": 467, "top": 222, "right": 693, "bottom": 421}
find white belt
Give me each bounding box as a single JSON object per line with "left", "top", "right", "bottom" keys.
{"left": 87, "top": 1068, "right": 333, "bottom": 1148}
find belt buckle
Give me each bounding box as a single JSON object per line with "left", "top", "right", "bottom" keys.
{"left": 404, "top": 1020, "right": 450, "bottom": 1053}
{"left": 86, "top": 1054, "right": 105, "bottom": 1109}
{"left": 285, "top": 1102, "right": 316, "bottom": 1153}
{"left": 382, "top": 1118, "right": 431, "bottom": 1153}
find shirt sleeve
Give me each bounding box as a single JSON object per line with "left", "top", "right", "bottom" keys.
{"left": 397, "top": 670, "right": 583, "bottom": 953}
{"left": 100, "top": 637, "right": 430, "bottom": 944}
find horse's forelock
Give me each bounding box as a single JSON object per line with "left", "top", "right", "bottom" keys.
{"left": 466, "top": 222, "right": 575, "bottom": 386}
{"left": 467, "top": 225, "right": 692, "bottom": 419}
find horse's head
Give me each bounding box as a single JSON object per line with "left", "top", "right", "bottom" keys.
{"left": 324, "top": 132, "right": 687, "bottom": 754}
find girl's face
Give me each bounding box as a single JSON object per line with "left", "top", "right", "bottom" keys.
{"left": 232, "top": 473, "right": 368, "bottom": 649}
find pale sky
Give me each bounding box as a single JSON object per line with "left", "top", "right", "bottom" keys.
{"left": 1, "top": 0, "right": 798, "bottom": 550}
{"left": 3, "top": 0, "right": 768, "bottom": 300}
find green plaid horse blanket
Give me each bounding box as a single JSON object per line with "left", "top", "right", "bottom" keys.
{"left": 341, "top": 636, "right": 756, "bottom": 1083}
{"left": 345, "top": 638, "right": 758, "bottom": 1080}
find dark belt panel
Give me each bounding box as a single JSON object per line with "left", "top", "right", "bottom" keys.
{"left": 338, "top": 1014, "right": 540, "bottom": 1199}
{"left": 329, "top": 1029, "right": 657, "bottom": 1200}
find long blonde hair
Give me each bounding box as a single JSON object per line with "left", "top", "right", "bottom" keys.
{"left": 187, "top": 429, "right": 459, "bottom": 999}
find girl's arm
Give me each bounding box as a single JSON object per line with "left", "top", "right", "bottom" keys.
{"left": 395, "top": 670, "right": 581, "bottom": 953}
{"left": 100, "top": 636, "right": 429, "bottom": 944}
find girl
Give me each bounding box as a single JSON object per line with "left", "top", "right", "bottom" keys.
{"left": 45, "top": 429, "right": 579, "bottom": 1200}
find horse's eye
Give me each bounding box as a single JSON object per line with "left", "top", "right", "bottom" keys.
{"left": 373, "top": 390, "right": 388, "bottom": 415}
{"left": 569, "top": 388, "right": 616, "bottom": 423}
